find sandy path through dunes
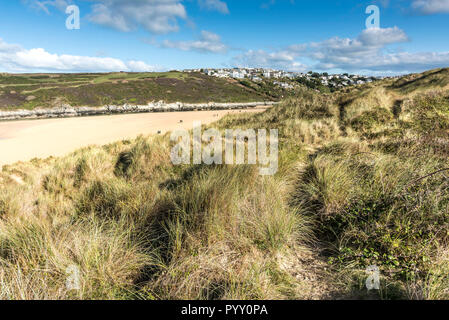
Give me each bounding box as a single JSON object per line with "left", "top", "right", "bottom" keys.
{"left": 0, "top": 108, "right": 265, "bottom": 167}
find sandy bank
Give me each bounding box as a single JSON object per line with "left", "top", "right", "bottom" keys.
{"left": 0, "top": 101, "right": 277, "bottom": 121}
{"left": 0, "top": 108, "right": 265, "bottom": 167}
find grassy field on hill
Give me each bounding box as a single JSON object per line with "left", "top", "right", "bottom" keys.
{"left": 0, "top": 69, "right": 448, "bottom": 300}
{"left": 0, "top": 72, "right": 281, "bottom": 110}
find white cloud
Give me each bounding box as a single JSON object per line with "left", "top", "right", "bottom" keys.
{"left": 25, "top": 0, "right": 229, "bottom": 35}
{"left": 88, "top": 0, "right": 187, "bottom": 34}
{"left": 412, "top": 0, "right": 449, "bottom": 14}
{"left": 126, "top": 60, "right": 157, "bottom": 72}
{"left": 357, "top": 27, "right": 409, "bottom": 47}
{"left": 302, "top": 27, "right": 410, "bottom": 70}
{"left": 233, "top": 49, "right": 307, "bottom": 72}
{"left": 198, "top": 0, "right": 229, "bottom": 14}
{"left": 234, "top": 27, "right": 449, "bottom": 74}
{"left": 25, "top": 0, "right": 70, "bottom": 14}
{"left": 26, "top": 0, "right": 188, "bottom": 34}
{"left": 312, "top": 49, "right": 449, "bottom": 73}
{"left": 357, "top": 51, "right": 449, "bottom": 72}
{"left": 260, "top": 0, "right": 296, "bottom": 10}
{"left": 0, "top": 38, "right": 157, "bottom": 73}
{"left": 162, "top": 30, "right": 228, "bottom": 53}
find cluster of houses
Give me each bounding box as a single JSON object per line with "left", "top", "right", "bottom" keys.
{"left": 185, "top": 68, "right": 298, "bottom": 81}
{"left": 273, "top": 81, "right": 294, "bottom": 89}
{"left": 183, "top": 68, "right": 381, "bottom": 89}
{"left": 317, "top": 73, "right": 378, "bottom": 88}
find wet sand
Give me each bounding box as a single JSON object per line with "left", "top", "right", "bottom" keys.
{"left": 0, "top": 108, "right": 265, "bottom": 167}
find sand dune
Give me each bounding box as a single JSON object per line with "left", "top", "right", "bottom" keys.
{"left": 0, "top": 108, "right": 265, "bottom": 167}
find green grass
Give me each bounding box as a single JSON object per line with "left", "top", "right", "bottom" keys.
{"left": 90, "top": 72, "right": 187, "bottom": 84}
{"left": 389, "top": 68, "right": 449, "bottom": 94}
{"left": 0, "top": 68, "right": 448, "bottom": 300}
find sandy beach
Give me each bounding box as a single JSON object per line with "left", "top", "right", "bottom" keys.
{"left": 0, "top": 108, "right": 265, "bottom": 167}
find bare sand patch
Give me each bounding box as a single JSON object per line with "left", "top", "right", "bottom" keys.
{"left": 0, "top": 108, "right": 265, "bottom": 167}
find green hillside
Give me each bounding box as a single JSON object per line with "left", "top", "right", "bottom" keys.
{"left": 0, "top": 72, "right": 280, "bottom": 110}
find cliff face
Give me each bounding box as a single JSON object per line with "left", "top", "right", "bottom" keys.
{"left": 0, "top": 101, "right": 278, "bottom": 121}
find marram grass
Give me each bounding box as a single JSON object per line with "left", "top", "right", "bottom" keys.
{"left": 0, "top": 69, "right": 448, "bottom": 300}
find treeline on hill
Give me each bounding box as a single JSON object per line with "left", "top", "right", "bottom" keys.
{"left": 0, "top": 68, "right": 448, "bottom": 300}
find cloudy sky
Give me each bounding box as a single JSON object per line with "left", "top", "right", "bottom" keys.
{"left": 0, "top": 0, "right": 448, "bottom": 74}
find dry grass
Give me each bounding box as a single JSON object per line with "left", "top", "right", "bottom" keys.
{"left": 0, "top": 69, "right": 448, "bottom": 300}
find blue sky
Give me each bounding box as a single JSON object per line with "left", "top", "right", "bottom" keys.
{"left": 0, "top": 0, "right": 448, "bottom": 75}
